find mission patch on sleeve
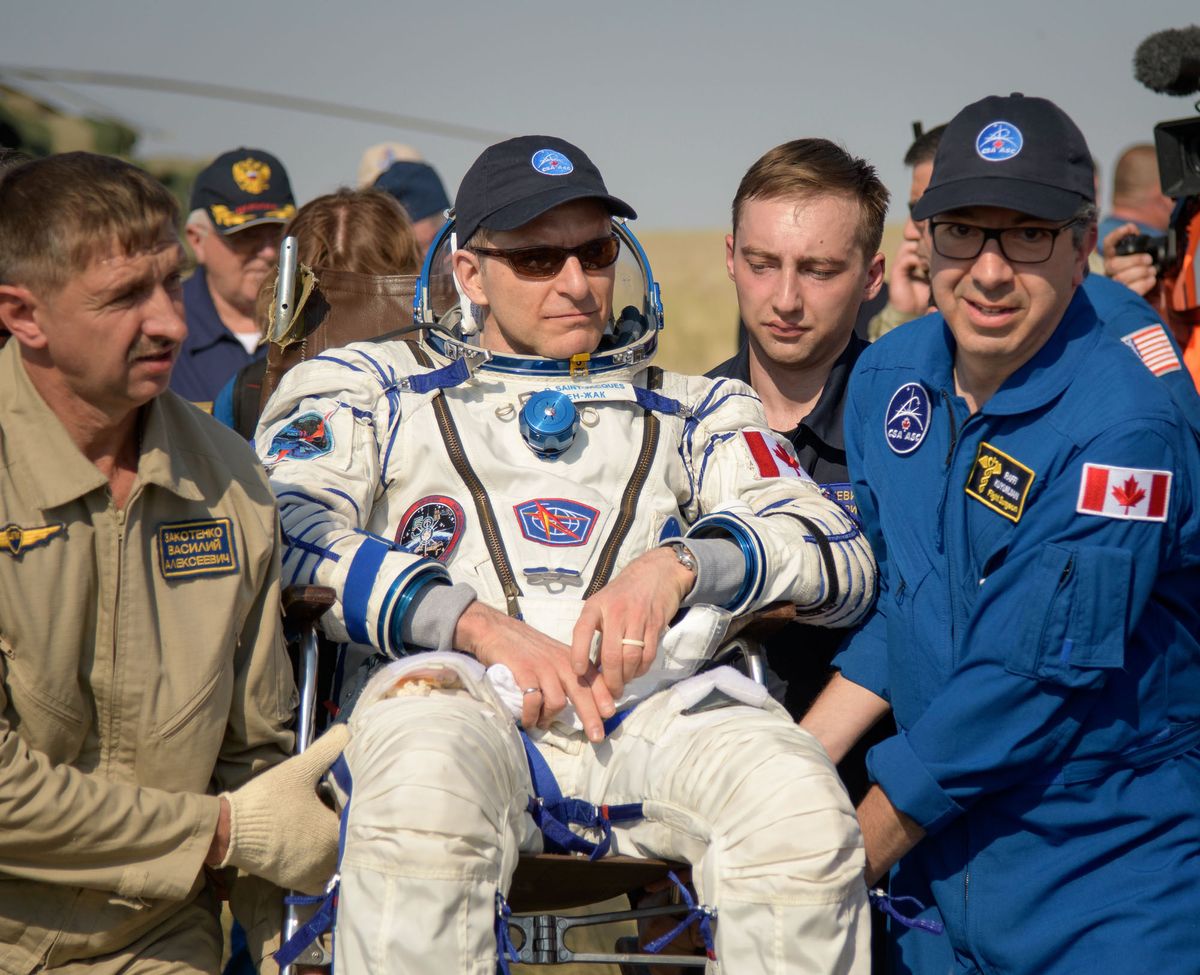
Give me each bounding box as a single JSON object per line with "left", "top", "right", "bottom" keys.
{"left": 965, "top": 442, "right": 1035, "bottom": 523}
{"left": 157, "top": 518, "right": 239, "bottom": 579}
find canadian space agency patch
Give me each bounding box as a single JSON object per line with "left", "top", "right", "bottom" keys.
{"left": 884, "top": 383, "right": 931, "bottom": 455}
{"left": 395, "top": 496, "right": 466, "bottom": 562}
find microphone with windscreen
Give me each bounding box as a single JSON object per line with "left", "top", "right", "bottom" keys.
{"left": 1134, "top": 26, "right": 1200, "bottom": 96}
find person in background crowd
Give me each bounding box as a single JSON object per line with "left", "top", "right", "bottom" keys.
{"left": 1096, "top": 143, "right": 1173, "bottom": 252}
{"left": 355, "top": 140, "right": 424, "bottom": 189}
{"left": 212, "top": 187, "right": 423, "bottom": 437}
{"left": 803, "top": 92, "right": 1200, "bottom": 975}
{"left": 0, "top": 151, "right": 343, "bottom": 975}
{"left": 867, "top": 125, "right": 945, "bottom": 341}
{"left": 374, "top": 158, "right": 452, "bottom": 257}
{"left": 174, "top": 147, "right": 296, "bottom": 409}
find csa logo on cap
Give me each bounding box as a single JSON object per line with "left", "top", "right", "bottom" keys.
{"left": 976, "top": 122, "right": 1023, "bottom": 162}
{"left": 232, "top": 157, "right": 272, "bottom": 194}
{"left": 531, "top": 149, "right": 574, "bottom": 176}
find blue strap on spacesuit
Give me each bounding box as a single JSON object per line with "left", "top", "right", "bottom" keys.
{"left": 641, "top": 870, "right": 718, "bottom": 961}
{"left": 517, "top": 720, "right": 643, "bottom": 861}
{"left": 494, "top": 892, "right": 522, "bottom": 975}
{"left": 868, "top": 888, "right": 945, "bottom": 935}
{"left": 274, "top": 753, "right": 354, "bottom": 969}
{"left": 402, "top": 357, "right": 473, "bottom": 394}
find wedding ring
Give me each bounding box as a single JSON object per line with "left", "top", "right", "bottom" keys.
{"left": 620, "top": 638, "right": 646, "bottom": 648}
{"left": 522, "top": 686, "right": 542, "bottom": 695}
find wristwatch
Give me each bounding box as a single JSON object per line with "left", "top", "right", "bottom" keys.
{"left": 668, "top": 541, "right": 698, "bottom": 574}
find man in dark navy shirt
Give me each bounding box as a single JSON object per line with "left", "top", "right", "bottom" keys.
{"left": 709, "top": 138, "right": 888, "bottom": 743}
{"left": 173, "top": 148, "right": 296, "bottom": 409}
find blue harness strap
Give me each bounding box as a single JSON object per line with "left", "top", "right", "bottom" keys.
{"left": 274, "top": 753, "right": 354, "bottom": 968}
{"left": 405, "top": 357, "right": 472, "bottom": 394}
{"left": 642, "top": 870, "right": 718, "bottom": 961}
{"left": 517, "top": 725, "right": 643, "bottom": 861}
{"left": 868, "top": 887, "right": 945, "bottom": 935}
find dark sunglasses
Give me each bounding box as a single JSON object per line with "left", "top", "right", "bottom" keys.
{"left": 470, "top": 233, "right": 621, "bottom": 278}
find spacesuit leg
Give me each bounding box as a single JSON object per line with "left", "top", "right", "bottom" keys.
{"left": 564, "top": 673, "right": 870, "bottom": 974}
{"left": 333, "top": 655, "right": 536, "bottom": 975}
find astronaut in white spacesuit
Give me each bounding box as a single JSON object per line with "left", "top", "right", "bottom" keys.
{"left": 257, "top": 135, "right": 877, "bottom": 973}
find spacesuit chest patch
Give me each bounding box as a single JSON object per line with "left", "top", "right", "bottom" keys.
{"left": 395, "top": 495, "right": 465, "bottom": 562}
{"left": 157, "top": 519, "right": 239, "bottom": 579}
{"left": 965, "top": 442, "right": 1035, "bottom": 523}
{"left": 884, "top": 383, "right": 931, "bottom": 455}
{"left": 267, "top": 411, "right": 334, "bottom": 461}
{"left": 514, "top": 498, "right": 599, "bottom": 547}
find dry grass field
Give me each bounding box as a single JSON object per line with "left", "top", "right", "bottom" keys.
{"left": 641, "top": 224, "right": 907, "bottom": 377}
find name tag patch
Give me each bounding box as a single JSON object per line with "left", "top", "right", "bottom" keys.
{"left": 158, "top": 519, "right": 239, "bottom": 578}
{"left": 965, "top": 443, "right": 1034, "bottom": 522}
{"left": 820, "top": 482, "right": 858, "bottom": 518}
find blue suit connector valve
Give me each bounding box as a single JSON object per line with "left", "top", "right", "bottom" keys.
{"left": 519, "top": 389, "right": 579, "bottom": 459}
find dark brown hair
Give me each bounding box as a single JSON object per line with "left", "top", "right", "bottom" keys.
{"left": 0, "top": 152, "right": 179, "bottom": 293}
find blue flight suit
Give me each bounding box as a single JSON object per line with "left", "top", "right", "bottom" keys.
{"left": 171, "top": 267, "right": 265, "bottom": 407}
{"left": 836, "top": 288, "right": 1200, "bottom": 974}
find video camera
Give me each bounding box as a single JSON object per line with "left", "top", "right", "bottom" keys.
{"left": 1121, "top": 27, "right": 1200, "bottom": 330}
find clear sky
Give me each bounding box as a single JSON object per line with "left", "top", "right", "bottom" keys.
{"left": 3, "top": 0, "right": 1198, "bottom": 230}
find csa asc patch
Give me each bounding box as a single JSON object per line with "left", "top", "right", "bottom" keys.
{"left": 885, "top": 383, "right": 931, "bottom": 455}
{"left": 267, "top": 411, "right": 334, "bottom": 461}
{"left": 976, "top": 121, "right": 1023, "bottom": 162}
{"left": 1121, "top": 324, "right": 1182, "bottom": 377}
{"left": 1076, "top": 463, "right": 1171, "bottom": 522}
{"left": 531, "top": 148, "right": 574, "bottom": 176}
{"left": 965, "top": 443, "right": 1035, "bottom": 523}
{"left": 158, "top": 519, "right": 239, "bottom": 579}
{"left": 820, "top": 482, "right": 858, "bottom": 518}
{"left": 395, "top": 495, "right": 465, "bottom": 562}
{"left": 1, "top": 522, "right": 65, "bottom": 558}
{"left": 514, "top": 498, "right": 599, "bottom": 547}
{"left": 742, "top": 431, "right": 810, "bottom": 481}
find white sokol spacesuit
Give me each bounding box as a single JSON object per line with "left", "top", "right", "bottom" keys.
{"left": 256, "top": 216, "right": 876, "bottom": 973}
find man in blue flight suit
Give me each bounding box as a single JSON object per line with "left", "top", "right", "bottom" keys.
{"left": 802, "top": 93, "right": 1200, "bottom": 973}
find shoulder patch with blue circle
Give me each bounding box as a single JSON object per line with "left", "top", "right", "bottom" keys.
{"left": 395, "top": 495, "right": 465, "bottom": 562}
{"left": 976, "top": 121, "right": 1023, "bottom": 162}
{"left": 267, "top": 411, "right": 334, "bottom": 461}
{"left": 531, "top": 149, "right": 574, "bottom": 176}
{"left": 885, "top": 383, "right": 932, "bottom": 455}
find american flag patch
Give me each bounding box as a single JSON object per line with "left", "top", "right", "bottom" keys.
{"left": 1122, "top": 325, "right": 1182, "bottom": 377}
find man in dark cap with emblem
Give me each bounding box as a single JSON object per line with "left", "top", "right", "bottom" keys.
{"left": 175, "top": 147, "right": 296, "bottom": 409}
{"left": 803, "top": 93, "right": 1200, "bottom": 973}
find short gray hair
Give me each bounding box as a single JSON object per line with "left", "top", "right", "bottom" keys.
{"left": 1070, "top": 200, "right": 1098, "bottom": 248}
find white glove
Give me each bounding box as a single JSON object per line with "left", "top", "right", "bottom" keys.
{"left": 220, "top": 723, "right": 349, "bottom": 894}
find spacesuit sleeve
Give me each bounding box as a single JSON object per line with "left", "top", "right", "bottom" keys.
{"left": 867, "top": 418, "right": 1200, "bottom": 835}
{"left": 256, "top": 346, "right": 450, "bottom": 656}
{"left": 676, "top": 377, "right": 876, "bottom": 626}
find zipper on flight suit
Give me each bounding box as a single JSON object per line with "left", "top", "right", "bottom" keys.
{"left": 103, "top": 501, "right": 126, "bottom": 774}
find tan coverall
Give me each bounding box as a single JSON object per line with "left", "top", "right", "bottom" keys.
{"left": 0, "top": 343, "right": 296, "bottom": 975}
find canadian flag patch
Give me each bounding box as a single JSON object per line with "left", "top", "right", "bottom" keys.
{"left": 742, "top": 431, "right": 810, "bottom": 481}
{"left": 1121, "top": 325, "right": 1182, "bottom": 377}
{"left": 1076, "top": 463, "right": 1171, "bottom": 522}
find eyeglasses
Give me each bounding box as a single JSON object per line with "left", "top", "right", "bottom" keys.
{"left": 929, "top": 220, "right": 1078, "bottom": 264}
{"left": 470, "top": 233, "right": 621, "bottom": 278}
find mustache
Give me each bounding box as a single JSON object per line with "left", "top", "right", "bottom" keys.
{"left": 127, "top": 339, "right": 177, "bottom": 362}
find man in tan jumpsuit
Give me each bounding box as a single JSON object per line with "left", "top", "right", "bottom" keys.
{"left": 0, "top": 152, "right": 344, "bottom": 975}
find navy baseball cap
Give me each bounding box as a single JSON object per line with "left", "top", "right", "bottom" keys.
{"left": 454, "top": 135, "right": 636, "bottom": 244}
{"left": 374, "top": 160, "right": 450, "bottom": 223}
{"left": 912, "top": 93, "right": 1094, "bottom": 222}
{"left": 190, "top": 148, "right": 296, "bottom": 235}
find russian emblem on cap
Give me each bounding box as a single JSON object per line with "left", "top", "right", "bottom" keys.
{"left": 975, "top": 122, "right": 1023, "bottom": 162}
{"left": 232, "top": 157, "right": 272, "bottom": 194}
{"left": 531, "top": 149, "right": 574, "bottom": 176}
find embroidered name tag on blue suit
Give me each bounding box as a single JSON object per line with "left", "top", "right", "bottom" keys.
{"left": 158, "top": 519, "right": 239, "bottom": 578}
